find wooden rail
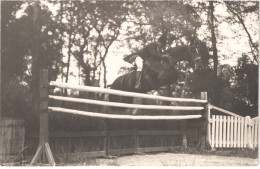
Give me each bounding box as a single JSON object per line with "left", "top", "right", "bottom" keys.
{"left": 26, "top": 129, "right": 185, "bottom": 160}
{"left": 49, "top": 107, "right": 202, "bottom": 120}
{"left": 31, "top": 69, "right": 209, "bottom": 166}
{"left": 49, "top": 95, "right": 204, "bottom": 111}
{"left": 209, "top": 105, "right": 242, "bottom": 117}
{"left": 27, "top": 130, "right": 185, "bottom": 139}
{"left": 50, "top": 81, "right": 207, "bottom": 103}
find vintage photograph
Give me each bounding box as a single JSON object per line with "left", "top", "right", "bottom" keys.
{"left": 0, "top": 0, "right": 258, "bottom": 166}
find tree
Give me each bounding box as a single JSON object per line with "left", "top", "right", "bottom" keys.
{"left": 233, "top": 54, "right": 258, "bottom": 117}
{"left": 55, "top": 1, "right": 127, "bottom": 88}
{"left": 1, "top": 1, "right": 62, "bottom": 119}
{"left": 225, "top": 1, "right": 259, "bottom": 64}
{"left": 208, "top": 1, "right": 219, "bottom": 77}
{"left": 1, "top": 1, "right": 27, "bottom": 82}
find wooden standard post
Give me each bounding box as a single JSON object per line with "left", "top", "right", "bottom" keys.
{"left": 134, "top": 121, "right": 140, "bottom": 154}
{"left": 197, "top": 92, "right": 212, "bottom": 149}
{"left": 30, "top": 69, "right": 55, "bottom": 166}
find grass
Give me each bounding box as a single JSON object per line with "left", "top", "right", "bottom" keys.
{"left": 170, "top": 147, "right": 258, "bottom": 159}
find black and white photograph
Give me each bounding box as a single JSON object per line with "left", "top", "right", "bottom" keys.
{"left": 0, "top": 0, "right": 259, "bottom": 166}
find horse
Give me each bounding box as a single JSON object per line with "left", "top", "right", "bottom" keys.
{"left": 108, "top": 45, "right": 203, "bottom": 104}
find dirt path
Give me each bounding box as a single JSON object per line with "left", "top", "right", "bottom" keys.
{"left": 95, "top": 153, "right": 258, "bottom": 166}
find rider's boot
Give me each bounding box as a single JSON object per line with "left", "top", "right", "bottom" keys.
{"left": 135, "top": 71, "right": 142, "bottom": 89}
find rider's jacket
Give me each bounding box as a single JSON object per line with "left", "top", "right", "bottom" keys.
{"left": 124, "top": 42, "right": 163, "bottom": 63}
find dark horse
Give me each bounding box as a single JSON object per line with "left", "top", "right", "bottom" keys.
{"left": 109, "top": 46, "right": 203, "bottom": 103}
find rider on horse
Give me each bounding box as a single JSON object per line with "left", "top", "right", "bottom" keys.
{"left": 123, "top": 33, "right": 168, "bottom": 89}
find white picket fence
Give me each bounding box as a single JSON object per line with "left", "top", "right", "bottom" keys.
{"left": 208, "top": 115, "right": 258, "bottom": 148}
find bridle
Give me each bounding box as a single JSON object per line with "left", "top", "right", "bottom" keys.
{"left": 188, "top": 47, "right": 201, "bottom": 63}
{"left": 163, "top": 46, "right": 202, "bottom": 68}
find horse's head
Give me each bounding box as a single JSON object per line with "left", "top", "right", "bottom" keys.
{"left": 165, "top": 46, "right": 203, "bottom": 70}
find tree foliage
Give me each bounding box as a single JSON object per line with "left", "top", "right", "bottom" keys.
{"left": 1, "top": 1, "right": 258, "bottom": 119}
{"left": 233, "top": 54, "right": 258, "bottom": 117}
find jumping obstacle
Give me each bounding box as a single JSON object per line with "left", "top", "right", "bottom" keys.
{"left": 30, "top": 69, "right": 210, "bottom": 166}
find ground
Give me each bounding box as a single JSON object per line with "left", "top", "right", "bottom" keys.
{"left": 57, "top": 149, "right": 258, "bottom": 166}
{"left": 95, "top": 153, "right": 258, "bottom": 166}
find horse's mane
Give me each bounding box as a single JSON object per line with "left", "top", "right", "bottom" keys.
{"left": 165, "top": 46, "right": 190, "bottom": 64}
{"left": 165, "top": 45, "right": 189, "bottom": 54}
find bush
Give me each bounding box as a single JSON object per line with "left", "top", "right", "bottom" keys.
{"left": 2, "top": 78, "right": 31, "bottom": 119}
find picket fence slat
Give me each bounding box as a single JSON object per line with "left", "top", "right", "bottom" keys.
{"left": 208, "top": 117, "right": 211, "bottom": 146}
{"left": 231, "top": 116, "right": 234, "bottom": 147}
{"left": 240, "top": 118, "right": 244, "bottom": 148}
{"left": 252, "top": 119, "right": 255, "bottom": 147}
{"left": 219, "top": 116, "right": 223, "bottom": 147}
{"left": 216, "top": 115, "right": 219, "bottom": 147}
{"left": 227, "top": 116, "right": 230, "bottom": 148}
{"left": 235, "top": 118, "right": 241, "bottom": 148}
{"left": 209, "top": 115, "right": 258, "bottom": 149}
{"left": 223, "top": 116, "right": 226, "bottom": 147}
{"left": 249, "top": 117, "right": 253, "bottom": 148}
{"left": 212, "top": 115, "right": 215, "bottom": 147}
{"left": 244, "top": 117, "right": 248, "bottom": 148}
{"left": 254, "top": 119, "right": 258, "bottom": 147}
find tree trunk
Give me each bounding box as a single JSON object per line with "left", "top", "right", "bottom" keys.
{"left": 65, "top": 33, "right": 72, "bottom": 84}
{"left": 209, "top": 1, "right": 218, "bottom": 77}
{"left": 102, "top": 60, "right": 107, "bottom": 88}
{"left": 59, "top": 1, "right": 65, "bottom": 94}
{"left": 65, "top": 9, "right": 73, "bottom": 95}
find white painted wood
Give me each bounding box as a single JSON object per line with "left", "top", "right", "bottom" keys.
{"left": 227, "top": 116, "right": 230, "bottom": 148}
{"left": 244, "top": 117, "right": 248, "bottom": 148}
{"left": 216, "top": 115, "right": 219, "bottom": 148}
{"left": 49, "top": 107, "right": 202, "bottom": 120}
{"left": 241, "top": 118, "right": 244, "bottom": 148}
{"left": 252, "top": 119, "right": 255, "bottom": 147}
{"left": 256, "top": 120, "right": 258, "bottom": 147}
{"left": 223, "top": 116, "right": 226, "bottom": 147}
{"left": 254, "top": 119, "right": 258, "bottom": 147}
{"left": 208, "top": 114, "right": 259, "bottom": 149}
{"left": 230, "top": 116, "right": 234, "bottom": 148}
{"left": 219, "top": 116, "right": 223, "bottom": 147}
{"left": 50, "top": 81, "right": 207, "bottom": 103}
{"left": 237, "top": 117, "right": 241, "bottom": 148}
{"left": 210, "top": 105, "right": 242, "bottom": 117}
{"left": 212, "top": 115, "right": 216, "bottom": 147}
{"left": 207, "top": 107, "right": 211, "bottom": 146}
{"left": 49, "top": 95, "right": 204, "bottom": 111}
{"left": 246, "top": 116, "right": 253, "bottom": 149}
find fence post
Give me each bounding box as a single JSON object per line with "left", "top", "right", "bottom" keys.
{"left": 103, "top": 119, "right": 108, "bottom": 156}
{"left": 197, "top": 92, "right": 211, "bottom": 149}
{"left": 182, "top": 120, "right": 188, "bottom": 148}
{"left": 30, "top": 69, "right": 55, "bottom": 166}
{"left": 134, "top": 122, "right": 140, "bottom": 153}
{"left": 246, "top": 116, "right": 254, "bottom": 150}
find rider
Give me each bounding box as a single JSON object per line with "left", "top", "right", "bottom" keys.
{"left": 123, "top": 33, "right": 167, "bottom": 89}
